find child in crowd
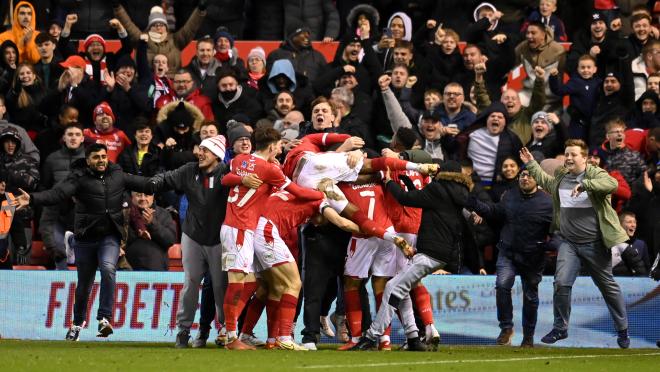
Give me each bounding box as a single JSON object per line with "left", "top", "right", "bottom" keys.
{"left": 522, "top": 0, "right": 568, "bottom": 42}
{"left": 549, "top": 54, "right": 602, "bottom": 141}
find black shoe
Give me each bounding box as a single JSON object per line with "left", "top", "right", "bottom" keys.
{"left": 65, "top": 322, "right": 85, "bottom": 341}
{"left": 617, "top": 329, "right": 630, "bottom": 349}
{"left": 348, "top": 336, "right": 377, "bottom": 351}
{"left": 541, "top": 329, "right": 568, "bottom": 344}
{"left": 406, "top": 337, "right": 428, "bottom": 351}
{"left": 175, "top": 329, "right": 191, "bottom": 348}
{"left": 496, "top": 328, "right": 514, "bottom": 345}
{"left": 520, "top": 335, "right": 534, "bottom": 348}
{"left": 192, "top": 328, "right": 210, "bottom": 348}
{"left": 97, "top": 318, "right": 113, "bottom": 338}
{"left": 656, "top": 340, "right": 660, "bottom": 348}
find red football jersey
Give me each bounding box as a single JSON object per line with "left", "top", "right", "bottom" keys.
{"left": 262, "top": 191, "right": 326, "bottom": 240}
{"left": 385, "top": 170, "right": 429, "bottom": 234}
{"left": 338, "top": 182, "right": 392, "bottom": 238}
{"left": 223, "top": 154, "right": 291, "bottom": 231}
{"left": 83, "top": 128, "right": 131, "bottom": 163}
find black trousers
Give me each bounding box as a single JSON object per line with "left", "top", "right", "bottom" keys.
{"left": 301, "top": 224, "right": 350, "bottom": 344}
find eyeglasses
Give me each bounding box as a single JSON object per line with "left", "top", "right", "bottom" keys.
{"left": 443, "top": 92, "right": 463, "bottom": 97}
{"left": 519, "top": 172, "right": 532, "bottom": 178}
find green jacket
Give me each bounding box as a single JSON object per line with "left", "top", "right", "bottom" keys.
{"left": 526, "top": 160, "right": 628, "bottom": 249}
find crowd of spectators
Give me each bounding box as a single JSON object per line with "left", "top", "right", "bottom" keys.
{"left": 0, "top": 0, "right": 659, "bottom": 279}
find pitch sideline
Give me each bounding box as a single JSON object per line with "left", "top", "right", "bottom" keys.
{"left": 297, "top": 351, "right": 660, "bottom": 369}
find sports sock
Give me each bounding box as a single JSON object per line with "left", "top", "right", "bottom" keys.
{"left": 266, "top": 299, "right": 280, "bottom": 340}
{"left": 411, "top": 285, "right": 434, "bottom": 326}
{"left": 236, "top": 280, "right": 258, "bottom": 317}
{"left": 240, "top": 296, "right": 265, "bottom": 335}
{"left": 277, "top": 294, "right": 298, "bottom": 338}
{"left": 223, "top": 282, "right": 244, "bottom": 333}
{"left": 344, "top": 289, "right": 362, "bottom": 342}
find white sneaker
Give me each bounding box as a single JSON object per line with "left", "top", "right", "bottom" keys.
{"left": 64, "top": 231, "right": 75, "bottom": 265}
{"left": 425, "top": 324, "right": 440, "bottom": 350}
{"left": 320, "top": 316, "right": 335, "bottom": 338}
{"left": 239, "top": 332, "right": 266, "bottom": 347}
{"left": 302, "top": 342, "right": 317, "bottom": 351}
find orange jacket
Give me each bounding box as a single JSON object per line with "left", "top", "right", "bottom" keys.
{"left": 0, "top": 1, "right": 40, "bottom": 64}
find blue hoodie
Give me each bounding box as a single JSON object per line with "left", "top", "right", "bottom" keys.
{"left": 267, "top": 59, "right": 297, "bottom": 94}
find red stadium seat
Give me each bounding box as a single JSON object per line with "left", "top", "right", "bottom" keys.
{"left": 30, "top": 241, "right": 51, "bottom": 267}
{"left": 13, "top": 265, "right": 47, "bottom": 270}
{"left": 168, "top": 244, "right": 183, "bottom": 271}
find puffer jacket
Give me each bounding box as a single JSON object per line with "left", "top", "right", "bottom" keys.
{"left": 31, "top": 160, "right": 157, "bottom": 242}
{"left": 283, "top": 0, "right": 340, "bottom": 41}
{"left": 386, "top": 171, "right": 473, "bottom": 272}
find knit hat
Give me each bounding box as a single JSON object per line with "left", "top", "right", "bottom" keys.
{"left": 286, "top": 22, "right": 311, "bottom": 39}
{"left": 247, "top": 46, "right": 266, "bottom": 64}
{"left": 227, "top": 123, "right": 252, "bottom": 145}
{"left": 440, "top": 160, "right": 462, "bottom": 173}
{"left": 167, "top": 102, "right": 194, "bottom": 129}
{"left": 591, "top": 11, "right": 605, "bottom": 24}
{"left": 0, "top": 127, "right": 22, "bottom": 147}
{"left": 83, "top": 34, "right": 106, "bottom": 52}
{"left": 93, "top": 102, "right": 115, "bottom": 122}
{"left": 147, "top": 6, "right": 168, "bottom": 29}
{"left": 199, "top": 135, "right": 227, "bottom": 160}
{"left": 531, "top": 111, "right": 551, "bottom": 127}
{"left": 214, "top": 27, "right": 235, "bottom": 47}
{"left": 59, "top": 55, "right": 86, "bottom": 70}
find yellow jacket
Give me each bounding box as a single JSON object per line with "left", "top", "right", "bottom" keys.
{"left": 0, "top": 1, "right": 40, "bottom": 64}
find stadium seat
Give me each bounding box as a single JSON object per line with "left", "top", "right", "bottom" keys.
{"left": 13, "top": 265, "right": 47, "bottom": 270}
{"left": 30, "top": 241, "right": 51, "bottom": 267}
{"left": 168, "top": 244, "right": 183, "bottom": 271}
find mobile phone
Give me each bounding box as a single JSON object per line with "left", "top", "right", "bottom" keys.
{"left": 447, "top": 123, "right": 458, "bottom": 130}
{"left": 383, "top": 28, "right": 393, "bottom": 38}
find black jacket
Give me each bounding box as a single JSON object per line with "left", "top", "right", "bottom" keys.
{"left": 125, "top": 205, "right": 176, "bottom": 271}
{"left": 31, "top": 160, "right": 156, "bottom": 242}
{"left": 117, "top": 143, "right": 163, "bottom": 177}
{"left": 386, "top": 171, "right": 472, "bottom": 271}
{"left": 469, "top": 186, "right": 552, "bottom": 266}
{"left": 151, "top": 162, "right": 229, "bottom": 245}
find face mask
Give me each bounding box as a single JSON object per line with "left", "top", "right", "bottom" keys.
{"left": 148, "top": 31, "right": 165, "bottom": 43}
{"left": 220, "top": 90, "right": 237, "bottom": 101}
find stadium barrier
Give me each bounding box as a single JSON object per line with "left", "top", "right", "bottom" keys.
{"left": 1, "top": 271, "right": 657, "bottom": 348}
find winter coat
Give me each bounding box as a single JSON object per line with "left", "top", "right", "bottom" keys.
{"left": 596, "top": 142, "right": 647, "bottom": 186}
{"left": 266, "top": 38, "right": 328, "bottom": 83}
{"left": 5, "top": 82, "right": 49, "bottom": 132}
{"left": 31, "top": 160, "right": 157, "bottom": 242}
{"left": 525, "top": 160, "right": 629, "bottom": 249}
{"left": 549, "top": 73, "right": 601, "bottom": 122}
{"left": 155, "top": 101, "right": 205, "bottom": 170}
{"left": 125, "top": 204, "right": 176, "bottom": 271}
{"left": 105, "top": 81, "right": 152, "bottom": 138}
{"left": 114, "top": 4, "right": 205, "bottom": 78}
{"left": 155, "top": 88, "right": 215, "bottom": 121}
{"left": 627, "top": 90, "right": 660, "bottom": 129}
{"left": 151, "top": 162, "right": 229, "bottom": 245}
{"left": 57, "top": 0, "right": 115, "bottom": 38}
{"left": 0, "top": 2, "right": 40, "bottom": 64}
{"left": 211, "top": 86, "right": 264, "bottom": 131}
{"left": 386, "top": 171, "right": 473, "bottom": 272}
{"left": 187, "top": 56, "right": 222, "bottom": 100}
{"left": 34, "top": 58, "right": 64, "bottom": 91}
{"left": 0, "top": 120, "right": 39, "bottom": 163}
{"left": 258, "top": 60, "right": 315, "bottom": 116}
{"left": 284, "top": 0, "right": 340, "bottom": 41}
{"left": 469, "top": 185, "right": 552, "bottom": 266}
{"left": 566, "top": 29, "right": 625, "bottom": 79}
{"left": 117, "top": 143, "right": 163, "bottom": 177}
{"left": 629, "top": 178, "right": 660, "bottom": 262}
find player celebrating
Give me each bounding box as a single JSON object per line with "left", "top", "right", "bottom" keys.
{"left": 219, "top": 127, "right": 324, "bottom": 350}
{"left": 253, "top": 189, "right": 360, "bottom": 350}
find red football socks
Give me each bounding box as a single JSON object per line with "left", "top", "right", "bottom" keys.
{"left": 412, "top": 285, "right": 434, "bottom": 326}
{"left": 344, "top": 289, "right": 362, "bottom": 340}
{"left": 223, "top": 282, "right": 244, "bottom": 332}
{"left": 278, "top": 294, "right": 298, "bottom": 338}
{"left": 240, "top": 296, "right": 265, "bottom": 335}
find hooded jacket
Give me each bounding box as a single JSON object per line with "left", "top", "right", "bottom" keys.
{"left": 377, "top": 12, "right": 413, "bottom": 70}
{"left": 0, "top": 1, "right": 40, "bottom": 64}
{"left": 31, "top": 159, "right": 157, "bottom": 242}
{"left": 259, "top": 59, "right": 315, "bottom": 116}
{"left": 386, "top": 171, "right": 473, "bottom": 271}
{"left": 0, "top": 40, "right": 17, "bottom": 94}
{"left": 346, "top": 4, "right": 380, "bottom": 39}
{"left": 155, "top": 100, "right": 204, "bottom": 170}
{"left": 628, "top": 90, "right": 660, "bottom": 129}
{"left": 525, "top": 160, "right": 629, "bottom": 249}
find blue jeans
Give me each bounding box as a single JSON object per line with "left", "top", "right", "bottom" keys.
{"left": 553, "top": 239, "right": 628, "bottom": 332}
{"left": 495, "top": 253, "right": 543, "bottom": 335}
{"left": 71, "top": 235, "right": 120, "bottom": 326}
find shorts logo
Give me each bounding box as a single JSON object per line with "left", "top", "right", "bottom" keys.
{"left": 263, "top": 251, "right": 275, "bottom": 264}
{"left": 224, "top": 254, "right": 236, "bottom": 268}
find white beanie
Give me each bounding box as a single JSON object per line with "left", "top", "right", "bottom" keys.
{"left": 200, "top": 135, "right": 227, "bottom": 160}
{"left": 148, "top": 6, "right": 168, "bottom": 29}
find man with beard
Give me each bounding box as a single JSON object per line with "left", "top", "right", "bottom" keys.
{"left": 15, "top": 143, "right": 158, "bottom": 341}
{"left": 83, "top": 102, "right": 131, "bottom": 163}
{"left": 155, "top": 69, "right": 214, "bottom": 120}
{"left": 467, "top": 168, "right": 552, "bottom": 347}
{"left": 519, "top": 141, "right": 631, "bottom": 349}
{"left": 186, "top": 37, "right": 221, "bottom": 99}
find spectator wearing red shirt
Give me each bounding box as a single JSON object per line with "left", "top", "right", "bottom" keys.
{"left": 83, "top": 102, "right": 131, "bottom": 163}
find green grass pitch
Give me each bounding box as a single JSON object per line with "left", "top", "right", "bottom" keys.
{"left": 2, "top": 340, "right": 659, "bottom": 371}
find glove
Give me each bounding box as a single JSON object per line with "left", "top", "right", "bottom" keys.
{"left": 14, "top": 245, "right": 31, "bottom": 265}
{"left": 198, "top": 0, "right": 208, "bottom": 11}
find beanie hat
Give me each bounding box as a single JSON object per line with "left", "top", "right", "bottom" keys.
{"left": 227, "top": 123, "right": 252, "bottom": 145}
{"left": 167, "top": 102, "right": 194, "bottom": 129}
{"left": 148, "top": 6, "right": 168, "bottom": 29}
{"left": 440, "top": 159, "right": 462, "bottom": 173}
{"left": 199, "top": 135, "right": 227, "bottom": 160}
{"left": 286, "top": 22, "right": 311, "bottom": 40}
{"left": 93, "top": 102, "right": 115, "bottom": 122}
{"left": 531, "top": 111, "right": 551, "bottom": 127}
{"left": 83, "top": 34, "right": 106, "bottom": 52}
{"left": 247, "top": 46, "right": 266, "bottom": 64}
{"left": 214, "top": 27, "right": 235, "bottom": 47}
